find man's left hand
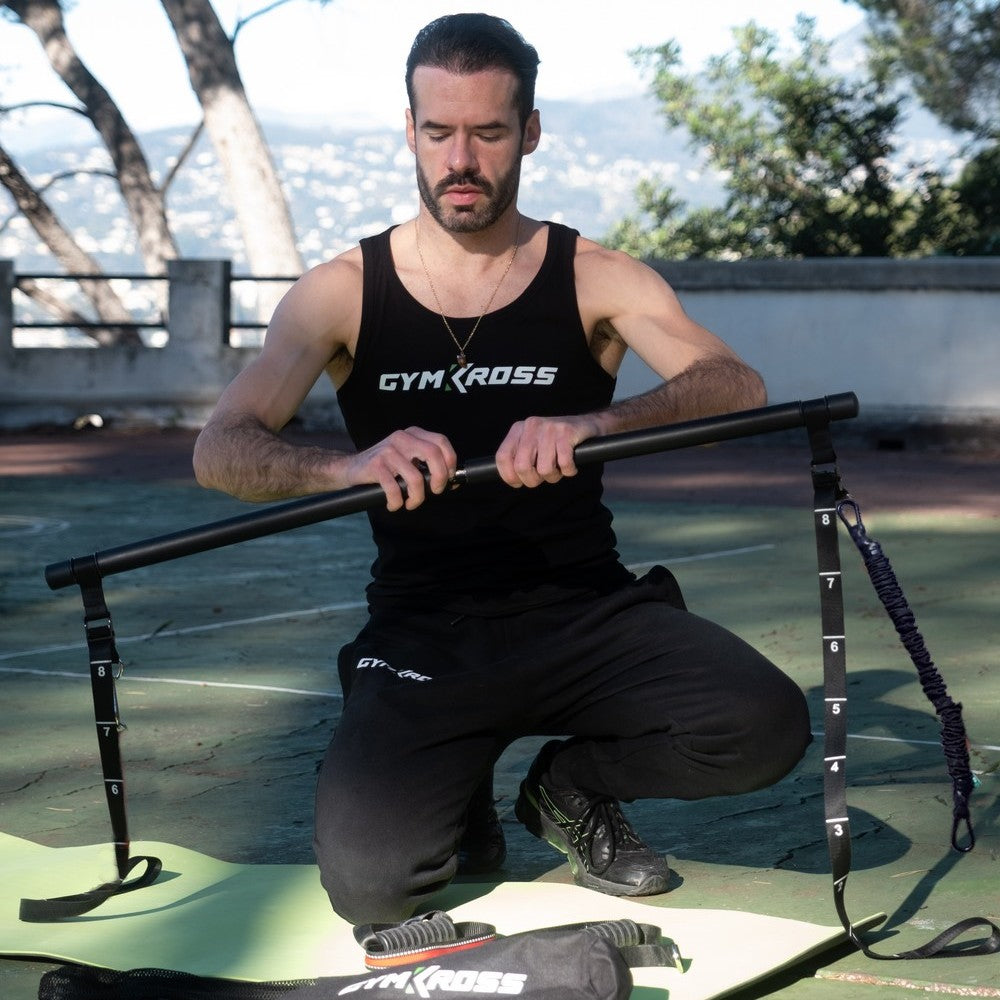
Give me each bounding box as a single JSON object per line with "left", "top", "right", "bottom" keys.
{"left": 495, "top": 413, "right": 605, "bottom": 488}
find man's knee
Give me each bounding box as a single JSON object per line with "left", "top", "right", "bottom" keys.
{"left": 317, "top": 851, "right": 417, "bottom": 925}
{"left": 313, "top": 828, "right": 458, "bottom": 925}
{"left": 740, "top": 676, "right": 812, "bottom": 789}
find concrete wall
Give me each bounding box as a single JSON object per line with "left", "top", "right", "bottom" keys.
{"left": 0, "top": 260, "right": 342, "bottom": 431}
{"left": 2, "top": 257, "right": 998, "bottom": 448}
{"left": 629, "top": 258, "right": 1000, "bottom": 449}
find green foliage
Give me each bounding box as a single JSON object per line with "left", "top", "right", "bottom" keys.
{"left": 852, "top": 0, "right": 1000, "bottom": 139}
{"left": 947, "top": 144, "right": 1000, "bottom": 252}
{"left": 608, "top": 15, "right": 995, "bottom": 259}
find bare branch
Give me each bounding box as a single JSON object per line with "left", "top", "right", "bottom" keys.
{"left": 36, "top": 168, "right": 118, "bottom": 193}
{"left": 162, "top": 120, "right": 206, "bottom": 193}
{"left": 231, "top": 0, "right": 297, "bottom": 42}
{"left": 0, "top": 99, "right": 88, "bottom": 117}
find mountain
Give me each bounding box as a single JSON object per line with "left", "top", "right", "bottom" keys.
{"left": 0, "top": 94, "right": 712, "bottom": 272}
{"left": 0, "top": 91, "right": 966, "bottom": 273}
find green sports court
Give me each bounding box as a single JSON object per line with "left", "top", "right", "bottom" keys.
{"left": 1, "top": 418, "right": 998, "bottom": 999}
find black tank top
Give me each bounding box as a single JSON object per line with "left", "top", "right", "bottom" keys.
{"left": 337, "top": 222, "right": 631, "bottom": 613}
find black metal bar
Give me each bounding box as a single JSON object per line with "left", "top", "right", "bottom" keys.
{"left": 44, "top": 391, "right": 858, "bottom": 591}
{"left": 15, "top": 322, "right": 165, "bottom": 331}
{"left": 16, "top": 274, "right": 167, "bottom": 282}
{"left": 231, "top": 275, "right": 299, "bottom": 282}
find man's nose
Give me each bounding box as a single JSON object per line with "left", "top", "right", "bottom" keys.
{"left": 447, "top": 134, "right": 478, "bottom": 175}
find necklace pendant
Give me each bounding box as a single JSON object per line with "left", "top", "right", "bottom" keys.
{"left": 457, "top": 352, "right": 467, "bottom": 368}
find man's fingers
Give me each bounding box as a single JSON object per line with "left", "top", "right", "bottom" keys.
{"left": 402, "top": 428, "right": 457, "bottom": 495}
{"left": 496, "top": 417, "right": 583, "bottom": 488}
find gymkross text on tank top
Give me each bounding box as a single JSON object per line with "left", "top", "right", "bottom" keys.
{"left": 337, "top": 222, "right": 631, "bottom": 613}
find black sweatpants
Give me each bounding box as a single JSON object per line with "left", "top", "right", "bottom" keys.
{"left": 313, "top": 567, "right": 811, "bottom": 924}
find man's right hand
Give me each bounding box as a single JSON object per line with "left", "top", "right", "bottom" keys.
{"left": 347, "top": 427, "right": 458, "bottom": 512}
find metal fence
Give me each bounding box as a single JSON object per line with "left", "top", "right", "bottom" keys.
{"left": 10, "top": 269, "right": 299, "bottom": 349}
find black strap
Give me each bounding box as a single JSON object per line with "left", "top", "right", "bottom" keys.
{"left": 19, "top": 557, "right": 162, "bottom": 921}
{"left": 582, "top": 919, "right": 684, "bottom": 971}
{"left": 354, "top": 911, "right": 682, "bottom": 972}
{"left": 806, "top": 418, "right": 1000, "bottom": 960}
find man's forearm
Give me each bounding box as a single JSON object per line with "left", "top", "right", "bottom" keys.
{"left": 600, "top": 355, "right": 766, "bottom": 435}
{"left": 193, "top": 415, "right": 350, "bottom": 502}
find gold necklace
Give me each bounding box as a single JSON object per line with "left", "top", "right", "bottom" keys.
{"left": 415, "top": 221, "right": 520, "bottom": 369}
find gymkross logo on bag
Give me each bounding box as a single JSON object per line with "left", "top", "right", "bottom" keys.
{"left": 356, "top": 656, "right": 432, "bottom": 683}
{"left": 378, "top": 365, "right": 558, "bottom": 395}
{"left": 338, "top": 967, "right": 527, "bottom": 997}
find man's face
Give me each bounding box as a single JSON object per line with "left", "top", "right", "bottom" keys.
{"left": 406, "top": 66, "right": 540, "bottom": 233}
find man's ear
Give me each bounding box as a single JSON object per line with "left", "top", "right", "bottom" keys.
{"left": 406, "top": 108, "right": 417, "bottom": 153}
{"left": 522, "top": 109, "right": 541, "bottom": 155}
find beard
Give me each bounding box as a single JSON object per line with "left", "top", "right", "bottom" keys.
{"left": 416, "top": 157, "right": 522, "bottom": 233}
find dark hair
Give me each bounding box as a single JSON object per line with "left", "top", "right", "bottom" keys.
{"left": 406, "top": 13, "right": 540, "bottom": 128}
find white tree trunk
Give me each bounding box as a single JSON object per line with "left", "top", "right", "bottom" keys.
{"left": 160, "top": 0, "right": 304, "bottom": 325}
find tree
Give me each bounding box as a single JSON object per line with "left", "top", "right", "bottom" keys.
{"left": 160, "top": 0, "right": 302, "bottom": 284}
{"left": 607, "top": 17, "right": 970, "bottom": 260}
{"left": 850, "top": 0, "right": 1000, "bottom": 254}
{"left": 0, "top": 142, "right": 138, "bottom": 342}
{"left": 851, "top": 0, "right": 1000, "bottom": 139}
{"left": 948, "top": 143, "right": 1000, "bottom": 252}
{"left": 0, "top": 0, "right": 307, "bottom": 343}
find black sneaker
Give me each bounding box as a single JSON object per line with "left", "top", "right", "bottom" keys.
{"left": 457, "top": 775, "right": 507, "bottom": 875}
{"left": 514, "top": 746, "right": 669, "bottom": 896}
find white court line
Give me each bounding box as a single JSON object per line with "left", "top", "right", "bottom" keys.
{"left": 1, "top": 545, "right": 774, "bottom": 663}
{"left": 628, "top": 544, "right": 774, "bottom": 573}
{"left": 6, "top": 539, "right": 995, "bottom": 757}
{"left": 2, "top": 663, "right": 995, "bottom": 757}
{"left": 0, "top": 515, "right": 71, "bottom": 538}
{"left": 0, "top": 599, "right": 367, "bottom": 662}
{"left": 7, "top": 541, "right": 998, "bottom": 760}
{"left": 0, "top": 666, "right": 342, "bottom": 699}
{"left": 810, "top": 731, "right": 1000, "bottom": 753}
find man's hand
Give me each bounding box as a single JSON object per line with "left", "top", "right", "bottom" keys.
{"left": 495, "top": 413, "right": 606, "bottom": 489}
{"left": 346, "top": 427, "right": 458, "bottom": 511}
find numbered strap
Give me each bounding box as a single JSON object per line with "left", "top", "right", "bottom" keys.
{"left": 807, "top": 418, "right": 999, "bottom": 960}
{"left": 811, "top": 444, "right": 859, "bottom": 947}
{"left": 19, "top": 556, "right": 161, "bottom": 921}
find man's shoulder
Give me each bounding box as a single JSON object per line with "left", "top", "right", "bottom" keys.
{"left": 274, "top": 248, "right": 365, "bottom": 342}
{"left": 571, "top": 234, "right": 646, "bottom": 278}
{"left": 571, "top": 236, "right": 677, "bottom": 321}
{"left": 304, "top": 224, "right": 397, "bottom": 281}
{"left": 298, "top": 245, "right": 364, "bottom": 292}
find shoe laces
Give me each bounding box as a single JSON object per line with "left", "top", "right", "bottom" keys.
{"left": 569, "top": 796, "right": 646, "bottom": 874}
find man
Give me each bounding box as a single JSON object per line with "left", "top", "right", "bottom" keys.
{"left": 193, "top": 13, "right": 811, "bottom": 925}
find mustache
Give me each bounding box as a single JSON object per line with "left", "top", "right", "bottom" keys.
{"left": 434, "top": 172, "right": 495, "bottom": 198}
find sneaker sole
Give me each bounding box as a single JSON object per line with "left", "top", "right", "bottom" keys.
{"left": 515, "top": 782, "right": 668, "bottom": 897}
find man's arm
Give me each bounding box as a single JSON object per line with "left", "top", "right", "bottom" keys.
{"left": 598, "top": 351, "right": 765, "bottom": 433}
{"left": 192, "top": 254, "right": 456, "bottom": 511}
{"left": 579, "top": 242, "right": 766, "bottom": 433}
{"left": 495, "top": 240, "right": 765, "bottom": 488}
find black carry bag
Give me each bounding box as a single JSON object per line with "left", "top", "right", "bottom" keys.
{"left": 37, "top": 914, "right": 680, "bottom": 1000}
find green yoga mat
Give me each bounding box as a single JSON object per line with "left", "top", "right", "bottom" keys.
{"left": 1, "top": 833, "right": 879, "bottom": 1000}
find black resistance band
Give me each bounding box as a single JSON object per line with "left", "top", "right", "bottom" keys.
{"left": 806, "top": 414, "right": 999, "bottom": 960}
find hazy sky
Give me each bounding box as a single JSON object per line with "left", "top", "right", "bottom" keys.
{"left": 1, "top": 0, "right": 865, "bottom": 141}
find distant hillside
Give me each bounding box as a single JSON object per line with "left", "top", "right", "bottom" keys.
{"left": 0, "top": 91, "right": 965, "bottom": 272}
